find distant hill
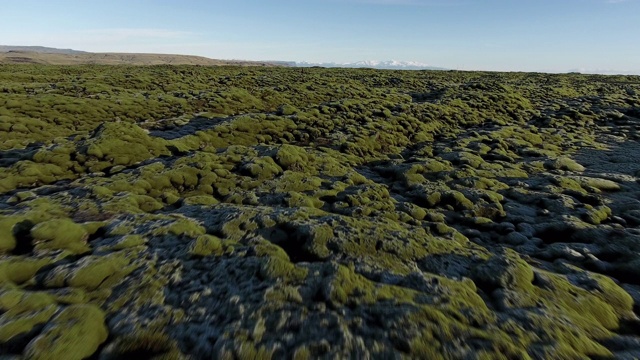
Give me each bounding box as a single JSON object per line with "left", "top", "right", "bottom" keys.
{"left": 0, "top": 45, "right": 87, "bottom": 54}
{"left": 0, "top": 46, "right": 287, "bottom": 67}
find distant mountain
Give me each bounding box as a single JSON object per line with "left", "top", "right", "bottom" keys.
{"left": 261, "top": 60, "right": 297, "bottom": 67}
{"left": 0, "top": 45, "right": 87, "bottom": 54}
{"left": 0, "top": 46, "right": 444, "bottom": 70}
{"left": 295, "top": 60, "right": 446, "bottom": 70}
{"left": 0, "top": 45, "right": 287, "bottom": 67}
{"left": 566, "top": 68, "right": 640, "bottom": 76}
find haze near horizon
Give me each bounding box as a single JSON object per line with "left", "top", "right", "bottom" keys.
{"left": 2, "top": 0, "right": 639, "bottom": 74}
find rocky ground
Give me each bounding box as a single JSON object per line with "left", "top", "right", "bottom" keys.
{"left": 1, "top": 65, "right": 640, "bottom": 359}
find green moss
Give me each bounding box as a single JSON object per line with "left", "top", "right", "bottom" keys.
{"left": 91, "top": 185, "right": 113, "bottom": 199}
{"left": 107, "top": 222, "right": 135, "bottom": 236}
{"left": 152, "top": 217, "right": 206, "bottom": 238}
{"left": 325, "top": 264, "right": 413, "bottom": 305}
{"left": 472, "top": 249, "right": 534, "bottom": 290}
{"left": 82, "top": 221, "right": 107, "bottom": 236}
{"left": 286, "top": 191, "right": 324, "bottom": 209}
{"left": 273, "top": 172, "right": 324, "bottom": 193}
{"left": 425, "top": 211, "right": 446, "bottom": 223}
{"left": 161, "top": 191, "right": 181, "bottom": 205}
{"left": 30, "top": 218, "right": 90, "bottom": 254}
{"left": 432, "top": 223, "right": 468, "bottom": 243}
{"left": 574, "top": 176, "right": 620, "bottom": 192}
{"left": 100, "top": 331, "right": 185, "bottom": 360}
{"left": 234, "top": 340, "right": 275, "bottom": 360}
{"left": 183, "top": 195, "right": 220, "bottom": 206}
{"left": 23, "top": 304, "right": 108, "bottom": 360}
{"left": 547, "top": 157, "right": 585, "bottom": 172}
{"left": 189, "top": 234, "right": 223, "bottom": 257}
{"left": 441, "top": 190, "right": 474, "bottom": 211}
{"left": 292, "top": 345, "right": 312, "bottom": 360}
{"left": 242, "top": 156, "right": 283, "bottom": 180}
{"left": 551, "top": 176, "right": 586, "bottom": 193}
{"left": 0, "top": 289, "right": 58, "bottom": 342}
{"left": 0, "top": 302, "right": 58, "bottom": 343}
{"left": 264, "top": 285, "right": 304, "bottom": 304}
{"left": 72, "top": 254, "right": 133, "bottom": 289}
{"left": 101, "top": 194, "right": 161, "bottom": 214}
{"left": 110, "top": 234, "right": 147, "bottom": 250}
{"left": 0, "top": 289, "right": 56, "bottom": 314}
{"left": 259, "top": 257, "right": 308, "bottom": 282}
{"left": 583, "top": 205, "right": 611, "bottom": 225}
{"left": 44, "top": 251, "right": 135, "bottom": 290}
{"left": 0, "top": 216, "right": 22, "bottom": 253}
{"left": 274, "top": 144, "right": 308, "bottom": 171}
{"left": 0, "top": 257, "right": 52, "bottom": 285}
{"left": 0, "top": 62, "right": 636, "bottom": 359}
{"left": 80, "top": 122, "right": 171, "bottom": 168}
{"left": 397, "top": 202, "right": 427, "bottom": 221}
{"left": 7, "top": 191, "right": 37, "bottom": 204}
{"left": 424, "top": 191, "right": 442, "bottom": 208}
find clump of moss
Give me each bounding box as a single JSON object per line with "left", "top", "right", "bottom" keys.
{"left": 241, "top": 156, "right": 283, "bottom": 180}
{"left": 277, "top": 104, "right": 298, "bottom": 116}
{"left": 472, "top": 249, "right": 534, "bottom": 291}
{"left": 574, "top": 176, "right": 620, "bottom": 192}
{"left": 183, "top": 195, "right": 220, "bottom": 206}
{"left": 0, "top": 216, "right": 26, "bottom": 253}
{"left": 0, "top": 289, "right": 58, "bottom": 343}
{"left": 285, "top": 191, "right": 323, "bottom": 209}
{"left": 44, "top": 251, "right": 134, "bottom": 290}
{"left": 0, "top": 257, "right": 52, "bottom": 285}
{"left": 99, "top": 331, "right": 185, "bottom": 360}
{"left": 189, "top": 234, "right": 223, "bottom": 257}
{"left": 546, "top": 157, "right": 585, "bottom": 172}
{"left": 288, "top": 222, "right": 335, "bottom": 260}
{"left": 30, "top": 218, "right": 89, "bottom": 254}
{"left": 103, "top": 194, "right": 164, "bottom": 214}
{"left": 441, "top": 190, "right": 474, "bottom": 211}
{"left": 259, "top": 257, "right": 308, "bottom": 282}
{"left": 7, "top": 191, "right": 37, "bottom": 204}
{"left": 152, "top": 217, "right": 206, "bottom": 238}
{"left": 79, "top": 122, "right": 171, "bottom": 171}
{"left": 23, "top": 304, "right": 108, "bottom": 360}
{"left": 551, "top": 176, "right": 586, "bottom": 194}
{"left": 582, "top": 205, "right": 611, "bottom": 225}
{"left": 109, "top": 235, "right": 147, "bottom": 250}
{"left": 274, "top": 144, "right": 308, "bottom": 171}
{"left": 397, "top": 202, "right": 427, "bottom": 221}
{"left": 0, "top": 306, "right": 58, "bottom": 346}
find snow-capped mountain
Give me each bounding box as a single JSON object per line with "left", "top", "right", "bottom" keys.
{"left": 295, "top": 60, "right": 446, "bottom": 70}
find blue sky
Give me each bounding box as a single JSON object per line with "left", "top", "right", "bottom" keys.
{"left": 2, "top": 0, "right": 639, "bottom": 73}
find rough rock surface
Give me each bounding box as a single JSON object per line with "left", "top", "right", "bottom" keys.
{"left": 1, "top": 65, "right": 640, "bottom": 358}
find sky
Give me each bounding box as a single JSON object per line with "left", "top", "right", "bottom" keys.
{"left": 2, "top": 0, "right": 639, "bottom": 73}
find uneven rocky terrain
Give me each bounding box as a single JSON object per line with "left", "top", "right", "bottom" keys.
{"left": 1, "top": 64, "right": 640, "bottom": 359}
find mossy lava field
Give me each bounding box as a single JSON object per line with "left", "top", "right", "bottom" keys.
{"left": 1, "top": 64, "right": 640, "bottom": 359}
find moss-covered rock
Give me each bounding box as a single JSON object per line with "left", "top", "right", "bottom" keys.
{"left": 472, "top": 249, "right": 534, "bottom": 291}
{"left": 242, "top": 156, "right": 283, "bottom": 180}
{"left": 0, "top": 257, "right": 52, "bottom": 285}
{"left": 189, "top": 234, "right": 224, "bottom": 257}
{"left": 547, "top": 157, "right": 585, "bottom": 172}
{"left": 24, "top": 304, "right": 108, "bottom": 360}
{"left": 30, "top": 218, "right": 89, "bottom": 254}
{"left": 99, "top": 331, "right": 185, "bottom": 360}
{"left": 583, "top": 205, "right": 611, "bottom": 225}
{"left": 80, "top": 122, "right": 171, "bottom": 170}
{"left": 274, "top": 144, "right": 308, "bottom": 171}
{"left": 44, "top": 251, "right": 134, "bottom": 290}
